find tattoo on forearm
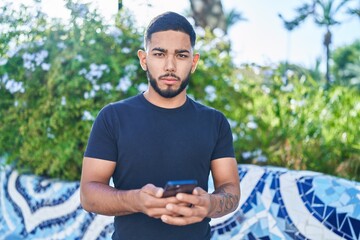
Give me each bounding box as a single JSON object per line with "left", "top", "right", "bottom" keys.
{"left": 211, "top": 188, "right": 240, "bottom": 217}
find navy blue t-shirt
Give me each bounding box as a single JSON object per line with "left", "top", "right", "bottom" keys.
{"left": 84, "top": 94, "right": 235, "bottom": 240}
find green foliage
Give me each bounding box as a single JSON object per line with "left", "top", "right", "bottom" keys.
{"left": 0, "top": 0, "right": 359, "bottom": 181}
{"left": 230, "top": 67, "right": 360, "bottom": 181}
{"left": 189, "top": 29, "right": 360, "bottom": 181}
{"left": 332, "top": 40, "right": 360, "bottom": 86}
{"left": 0, "top": 1, "right": 146, "bottom": 180}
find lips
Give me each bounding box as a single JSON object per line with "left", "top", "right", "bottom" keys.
{"left": 159, "top": 74, "right": 180, "bottom": 85}
{"left": 160, "top": 78, "right": 178, "bottom": 86}
{"left": 159, "top": 74, "right": 180, "bottom": 80}
{"left": 161, "top": 77, "right": 178, "bottom": 81}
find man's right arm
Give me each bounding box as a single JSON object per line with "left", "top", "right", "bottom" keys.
{"left": 80, "top": 157, "right": 177, "bottom": 217}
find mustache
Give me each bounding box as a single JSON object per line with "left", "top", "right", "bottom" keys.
{"left": 159, "top": 73, "right": 180, "bottom": 81}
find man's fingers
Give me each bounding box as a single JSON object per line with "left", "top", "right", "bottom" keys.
{"left": 142, "top": 184, "right": 163, "bottom": 197}
{"left": 193, "top": 187, "right": 207, "bottom": 195}
{"left": 140, "top": 184, "right": 180, "bottom": 210}
{"left": 165, "top": 203, "right": 193, "bottom": 217}
{"left": 176, "top": 192, "right": 206, "bottom": 206}
{"left": 165, "top": 202, "right": 207, "bottom": 218}
{"left": 146, "top": 207, "right": 182, "bottom": 218}
{"left": 161, "top": 214, "right": 200, "bottom": 226}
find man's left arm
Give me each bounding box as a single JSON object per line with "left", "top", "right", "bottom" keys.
{"left": 207, "top": 157, "right": 240, "bottom": 218}
{"left": 160, "top": 157, "right": 240, "bottom": 225}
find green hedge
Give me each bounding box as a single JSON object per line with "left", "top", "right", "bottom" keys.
{"left": 0, "top": 2, "right": 146, "bottom": 180}
{"left": 0, "top": 1, "right": 359, "bottom": 181}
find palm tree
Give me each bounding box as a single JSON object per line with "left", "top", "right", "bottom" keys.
{"left": 118, "top": 0, "right": 122, "bottom": 10}
{"left": 279, "top": 0, "right": 360, "bottom": 86}
{"left": 188, "top": 0, "right": 245, "bottom": 34}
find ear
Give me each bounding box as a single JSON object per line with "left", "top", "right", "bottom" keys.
{"left": 191, "top": 53, "right": 200, "bottom": 73}
{"left": 137, "top": 49, "right": 147, "bottom": 71}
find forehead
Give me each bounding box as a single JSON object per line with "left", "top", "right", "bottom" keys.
{"left": 147, "top": 30, "right": 192, "bottom": 51}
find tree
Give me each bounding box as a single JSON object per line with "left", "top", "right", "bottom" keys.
{"left": 279, "top": 0, "right": 360, "bottom": 86}
{"left": 118, "top": 0, "right": 122, "bottom": 10}
{"left": 188, "top": 0, "right": 245, "bottom": 34}
{"left": 332, "top": 40, "right": 360, "bottom": 87}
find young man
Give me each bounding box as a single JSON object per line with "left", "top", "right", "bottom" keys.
{"left": 80, "top": 12, "right": 240, "bottom": 240}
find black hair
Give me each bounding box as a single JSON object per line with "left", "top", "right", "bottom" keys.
{"left": 144, "top": 12, "right": 196, "bottom": 49}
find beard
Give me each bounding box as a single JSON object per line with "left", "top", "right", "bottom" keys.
{"left": 146, "top": 70, "right": 191, "bottom": 98}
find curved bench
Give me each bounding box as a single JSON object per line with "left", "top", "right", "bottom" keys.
{"left": 1, "top": 164, "right": 359, "bottom": 239}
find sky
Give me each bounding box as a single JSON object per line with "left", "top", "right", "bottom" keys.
{"left": 11, "top": 0, "right": 360, "bottom": 70}
{"left": 119, "top": 0, "right": 360, "bottom": 69}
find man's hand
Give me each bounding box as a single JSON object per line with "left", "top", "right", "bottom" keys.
{"left": 160, "top": 187, "right": 211, "bottom": 225}
{"left": 133, "top": 184, "right": 181, "bottom": 218}
{"left": 160, "top": 158, "right": 240, "bottom": 226}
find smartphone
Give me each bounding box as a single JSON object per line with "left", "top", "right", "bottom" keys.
{"left": 162, "top": 180, "right": 198, "bottom": 198}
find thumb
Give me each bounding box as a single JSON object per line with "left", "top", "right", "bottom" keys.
{"left": 193, "top": 187, "right": 207, "bottom": 195}
{"left": 142, "top": 184, "right": 163, "bottom": 197}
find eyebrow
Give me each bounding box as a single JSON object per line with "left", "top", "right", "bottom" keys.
{"left": 151, "top": 47, "right": 166, "bottom": 53}
{"left": 151, "top": 47, "right": 191, "bottom": 54}
{"left": 175, "top": 49, "right": 191, "bottom": 54}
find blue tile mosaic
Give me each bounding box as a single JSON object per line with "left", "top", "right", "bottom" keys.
{"left": 298, "top": 176, "right": 360, "bottom": 240}
{"left": 1, "top": 162, "right": 359, "bottom": 239}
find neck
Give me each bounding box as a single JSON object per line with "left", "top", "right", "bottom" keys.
{"left": 143, "top": 89, "right": 187, "bottom": 109}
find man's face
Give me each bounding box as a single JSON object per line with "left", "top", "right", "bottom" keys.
{"left": 146, "top": 69, "right": 190, "bottom": 98}
{"left": 138, "top": 30, "right": 199, "bottom": 98}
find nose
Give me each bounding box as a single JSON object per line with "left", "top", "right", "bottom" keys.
{"left": 164, "top": 56, "right": 176, "bottom": 72}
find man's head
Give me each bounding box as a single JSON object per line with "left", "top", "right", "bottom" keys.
{"left": 144, "top": 11, "right": 196, "bottom": 50}
{"left": 138, "top": 12, "right": 199, "bottom": 99}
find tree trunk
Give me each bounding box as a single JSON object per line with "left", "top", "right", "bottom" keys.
{"left": 118, "top": 0, "right": 122, "bottom": 10}
{"left": 323, "top": 29, "right": 332, "bottom": 85}
{"left": 189, "top": 0, "right": 227, "bottom": 33}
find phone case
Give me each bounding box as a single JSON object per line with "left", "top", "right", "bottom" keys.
{"left": 162, "top": 180, "right": 198, "bottom": 198}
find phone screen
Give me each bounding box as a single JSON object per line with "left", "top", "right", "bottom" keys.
{"left": 162, "top": 180, "right": 198, "bottom": 198}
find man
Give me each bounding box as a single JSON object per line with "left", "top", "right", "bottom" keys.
{"left": 80, "top": 11, "right": 240, "bottom": 240}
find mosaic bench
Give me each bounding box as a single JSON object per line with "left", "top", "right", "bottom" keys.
{"left": 1, "top": 164, "right": 359, "bottom": 239}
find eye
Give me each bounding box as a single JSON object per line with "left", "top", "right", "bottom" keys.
{"left": 177, "top": 54, "right": 188, "bottom": 59}
{"left": 153, "top": 52, "right": 164, "bottom": 57}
